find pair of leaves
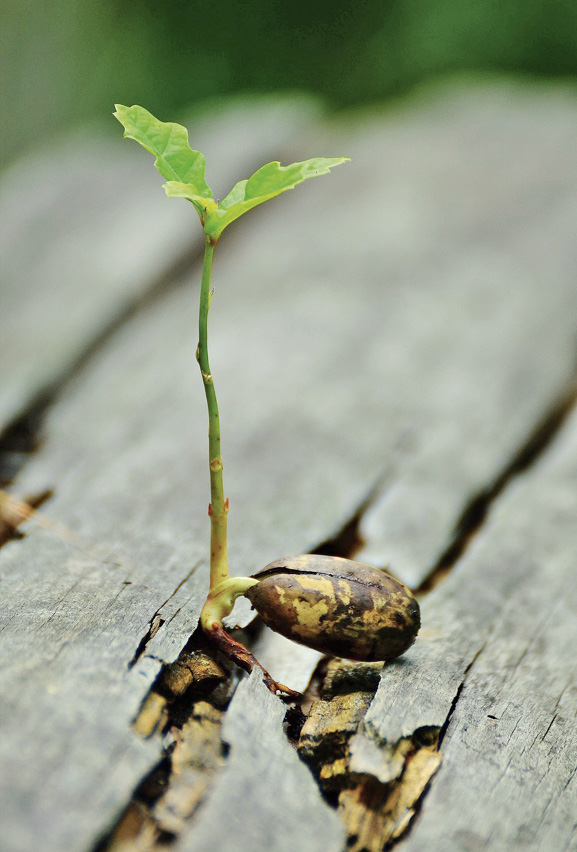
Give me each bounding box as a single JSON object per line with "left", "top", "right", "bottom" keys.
{"left": 114, "top": 104, "right": 349, "bottom": 240}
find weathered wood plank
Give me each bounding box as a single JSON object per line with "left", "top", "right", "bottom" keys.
{"left": 328, "top": 82, "right": 577, "bottom": 587}
{"left": 1, "top": 81, "right": 576, "bottom": 852}
{"left": 349, "top": 406, "right": 577, "bottom": 851}
{"left": 9, "top": 83, "right": 577, "bottom": 593}
{"left": 173, "top": 672, "right": 344, "bottom": 852}
{"left": 0, "top": 95, "right": 322, "bottom": 433}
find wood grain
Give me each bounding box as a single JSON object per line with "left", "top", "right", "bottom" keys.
{"left": 349, "top": 408, "right": 577, "bottom": 851}
{"left": 173, "top": 673, "right": 344, "bottom": 852}
{"left": 1, "top": 80, "right": 576, "bottom": 852}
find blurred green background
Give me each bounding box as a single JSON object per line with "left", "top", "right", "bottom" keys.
{"left": 1, "top": 0, "right": 577, "bottom": 171}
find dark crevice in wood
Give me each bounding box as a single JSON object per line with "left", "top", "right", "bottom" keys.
{"left": 380, "top": 644, "right": 486, "bottom": 851}
{"left": 312, "top": 508, "right": 365, "bottom": 560}
{"left": 296, "top": 656, "right": 332, "bottom": 718}
{"left": 308, "top": 376, "right": 577, "bottom": 605}
{"left": 295, "top": 383, "right": 576, "bottom": 848}
{"left": 291, "top": 641, "right": 489, "bottom": 851}
{"left": 140, "top": 627, "right": 243, "bottom": 720}
{"left": 0, "top": 395, "right": 51, "bottom": 487}
{"left": 417, "top": 380, "right": 577, "bottom": 596}
{"left": 128, "top": 564, "right": 201, "bottom": 669}
{"left": 132, "top": 755, "right": 174, "bottom": 808}
{"left": 437, "top": 642, "right": 485, "bottom": 748}
{"left": 283, "top": 703, "right": 308, "bottom": 744}
{"left": 311, "top": 479, "right": 387, "bottom": 561}
{"left": 16, "top": 331, "right": 570, "bottom": 852}
{"left": 96, "top": 628, "right": 239, "bottom": 852}
{"left": 294, "top": 658, "right": 443, "bottom": 852}
{"left": 128, "top": 616, "right": 166, "bottom": 670}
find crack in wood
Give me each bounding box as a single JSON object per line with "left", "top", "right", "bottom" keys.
{"left": 128, "top": 565, "right": 200, "bottom": 669}
{"left": 271, "top": 384, "right": 577, "bottom": 846}
{"left": 294, "top": 659, "right": 443, "bottom": 851}
{"left": 311, "top": 480, "right": 384, "bottom": 561}
{"left": 289, "top": 642, "right": 490, "bottom": 851}
{"left": 5, "top": 381, "right": 574, "bottom": 851}
{"left": 5, "top": 326, "right": 570, "bottom": 852}
{"left": 416, "top": 379, "right": 577, "bottom": 596}
{"left": 56, "top": 372, "right": 575, "bottom": 851}
{"left": 96, "top": 633, "right": 239, "bottom": 852}
{"left": 306, "top": 377, "right": 577, "bottom": 612}
{"left": 437, "top": 643, "right": 486, "bottom": 749}
{"left": 128, "top": 616, "right": 166, "bottom": 671}
{"left": 263, "top": 395, "right": 577, "bottom": 850}
{"left": 0, "top": 396, "right": 50, "bottom": 485}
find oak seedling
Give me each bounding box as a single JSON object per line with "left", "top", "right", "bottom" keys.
{"left": 115, "top": 104, "right": 419, "bottom": 695}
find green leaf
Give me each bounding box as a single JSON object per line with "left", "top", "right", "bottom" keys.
{"left": 203, "top": 157, "right": 350, "bottom": 239}
{"left": 113, "top": 105, "right": 213, "bottom": 211}
{"left": 115, "top": 105, "right": 349, "bottom": 240}
{"left": 163, "top": 182, "right": 219, "bottom": 220}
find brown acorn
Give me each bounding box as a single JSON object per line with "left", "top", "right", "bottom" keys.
{"left": 245, "top": 554, "right": 420, "bottom": 661}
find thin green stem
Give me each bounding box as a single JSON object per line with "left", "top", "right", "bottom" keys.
{"left": 198, "top": 237, "right": 229, "bottom": 589}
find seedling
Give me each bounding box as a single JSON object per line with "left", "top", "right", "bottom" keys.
{"left": 115, "top": 105, "right": 419, "bottom": 695}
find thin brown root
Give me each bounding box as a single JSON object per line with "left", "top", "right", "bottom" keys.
{"left": 207, "top": 624, "right": 301, "bottom": 699}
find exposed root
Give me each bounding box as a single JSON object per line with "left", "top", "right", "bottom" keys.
{"left": 92, "top": 374, "right": 577, "bottom": 851}
{"left": 207, "top": 623, "right": 301, "bottom": 698}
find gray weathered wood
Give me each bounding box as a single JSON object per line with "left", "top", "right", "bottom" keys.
{"left": 350, "top": 407, "right": 577, "bottom": 851}
{"left": 173, "top": 672, "right": 344, "bottom": 852}
{"left": 1, "top": 80, "right": 576, "bottom": 852}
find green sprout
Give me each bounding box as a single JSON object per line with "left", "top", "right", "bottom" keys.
{"left": 115, "top": 106, "right": 422, "bottom": 695}
{"left": 114, "top": 104, "right": 349, "bottom": 692}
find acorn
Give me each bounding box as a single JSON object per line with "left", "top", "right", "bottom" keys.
{"left": 245, "top": 554, "right": 420, "bottom": 661}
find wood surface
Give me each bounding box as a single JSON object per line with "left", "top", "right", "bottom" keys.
{"left": 1, "top": 80, "right": 576, "bottom": 852}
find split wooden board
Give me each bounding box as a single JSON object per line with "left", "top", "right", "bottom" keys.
{"left": 1, "top": 80, "right": 576, "bottom": 852}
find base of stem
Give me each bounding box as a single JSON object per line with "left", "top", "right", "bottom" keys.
{"left": 200, "top": 576, "right": 258, "bottom": 633}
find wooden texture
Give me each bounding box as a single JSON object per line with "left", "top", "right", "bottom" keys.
{"left": 174, "top": 673, "right": 344, "bottom": 852}
{"left": 350, "top": 407, "right": 577, "bottom": 852}
{"left": 1, "top": 80, "right": 576, "bottom": 852}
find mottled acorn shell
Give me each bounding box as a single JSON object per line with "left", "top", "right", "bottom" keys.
{"left": 245, "top": 554, "right": 420, "bottom": 661}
